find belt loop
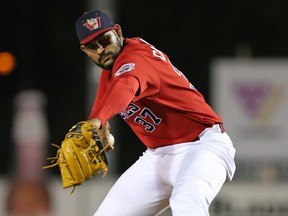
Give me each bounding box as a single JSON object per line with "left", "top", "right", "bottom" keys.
{"left": 219, "top": 124, "right": 225, "bottom": 133}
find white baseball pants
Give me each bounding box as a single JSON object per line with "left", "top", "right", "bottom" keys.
{"left": 94, "top": 124, "right": 236, "bottom": 216}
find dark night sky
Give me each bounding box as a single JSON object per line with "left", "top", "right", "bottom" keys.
{"left": 1, "top": 0, "right": 288, "bottom": 174}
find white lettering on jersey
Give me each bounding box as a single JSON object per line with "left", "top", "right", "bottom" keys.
{"left": 119, "top": 103, "right": 140, "bottom": 119}
{"left": 140, "top": 38, "right": 167, "bottom": 61}
{"left": 140, "top": 38, "right": 196, "bottom": 90}
{"left": 169, "top": 63, "right": 196, "bottom": 90}
{"left": 114, "top": 63, "right": 135, "bottom": 77}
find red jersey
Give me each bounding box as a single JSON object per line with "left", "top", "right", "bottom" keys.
{"left": 89, "top": 37, "right": 222, "bottom": 148}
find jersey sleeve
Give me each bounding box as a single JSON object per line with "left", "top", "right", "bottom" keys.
{"left": 88, "top": 75, "right": 140, "bottom": 126}
{"left": 89, "top": 39, "right": 162, "bottom": 126}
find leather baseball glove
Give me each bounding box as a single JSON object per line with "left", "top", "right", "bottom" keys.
{"left": 43, "top": 121, "right": 112, "bottom": 191}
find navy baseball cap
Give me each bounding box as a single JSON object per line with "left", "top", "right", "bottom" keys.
{"left": 76, "top": 10, "right": 115, "bottom": 45}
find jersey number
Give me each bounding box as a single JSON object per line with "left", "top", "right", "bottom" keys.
{"left": 120, "top": 103, "right": 162, "bottom": 132}
{"left": 134, "top": 108, "right": 162, "bottom": 132}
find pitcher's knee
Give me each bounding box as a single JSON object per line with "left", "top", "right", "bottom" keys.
{"left": 169, "top": 190, "right": 210, "bottom": 216}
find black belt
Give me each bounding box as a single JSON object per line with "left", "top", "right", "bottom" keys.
{"left": 219, "top": 123, "right": 225, "bottom": 133}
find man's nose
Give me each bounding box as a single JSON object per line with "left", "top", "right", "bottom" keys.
{"left": 96, "top": 43, "right": 105, "bottom": 54}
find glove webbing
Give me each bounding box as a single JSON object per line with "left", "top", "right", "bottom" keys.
{"left": 42, "top": 143, "right": 109, "bottom": 193}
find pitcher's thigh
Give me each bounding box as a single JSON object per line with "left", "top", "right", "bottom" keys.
{"left": 170, "top": 149, "right": 227, "bottom": 216}
{"left": 94, "top": 155, "right": 171, "bottom": 216}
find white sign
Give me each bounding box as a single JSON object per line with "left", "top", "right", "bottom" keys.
{"left": 211, "top": 58, "right": 288, "bottom": 160}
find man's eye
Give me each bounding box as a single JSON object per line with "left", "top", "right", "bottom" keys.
{"left": 87, "top": 43, "right": 98, "bottom": 49}
{"left": 99, "top": 36, "right": 108, "bottom": 42}
{"left": 99, "top": 36, "right": 111, "bottom": 47}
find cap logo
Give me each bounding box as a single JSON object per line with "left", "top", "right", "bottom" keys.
{"left": 83, "top": 17, "right": 101, "bottom": 31}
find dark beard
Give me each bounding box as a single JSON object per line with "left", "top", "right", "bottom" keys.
{"left": 94, "top": 37, "right": 123, "bottom": 70}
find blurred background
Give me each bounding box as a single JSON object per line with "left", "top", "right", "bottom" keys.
{"left": 1, "top": 0, "right": 288, "bottom": 215}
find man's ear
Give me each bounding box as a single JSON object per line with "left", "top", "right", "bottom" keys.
{"left": 114, "top": 24, "right": 123, "bottom": 38}
{"left": 80, "top": 45, "right": 88, "bottom": 54}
